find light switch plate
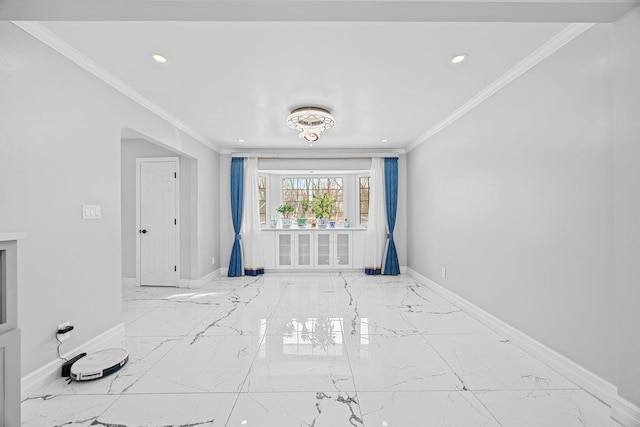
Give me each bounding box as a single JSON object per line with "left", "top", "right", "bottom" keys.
{"left": 82, "top": 204, "right": 102, "bottom": 219}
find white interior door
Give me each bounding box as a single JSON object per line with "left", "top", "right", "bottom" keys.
{"left": 138, "top": 159, "right": 179, "bottom": 286}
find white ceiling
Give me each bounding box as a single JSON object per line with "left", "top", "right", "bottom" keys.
{"left": 21, "top": 1, "right": 635, "bottom": 151}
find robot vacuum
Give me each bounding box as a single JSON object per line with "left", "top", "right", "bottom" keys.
{"left": 70, "top": 348, "right": 129, "bottom": 381}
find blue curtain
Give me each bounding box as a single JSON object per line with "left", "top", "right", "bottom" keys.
{"left": 383, "top": 157, "right": 400, "bottom": 275}
{"left": 228, "top": 157, "right": 244, "bottom": 277}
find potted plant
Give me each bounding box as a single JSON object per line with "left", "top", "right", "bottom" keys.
{"left": 296, "top": 199, "right": 310, "bottom": 228}
{"left": 276, "top": 203, "right": 295, "bottom": 228}
{"left": 311, "top": 194, "right": 335, "bottom": 228}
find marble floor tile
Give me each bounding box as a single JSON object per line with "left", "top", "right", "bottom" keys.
{"left": 349, "top": 334, "right": 464, "bottom": 392}
{"left": 23, "top": 273, "right": 603, "bottom": 426}
{"left": 121, "top": 305, "right": 159, "bottom": 325}
{"left": 475, "top": 390, "right": 614, "bottom": 426}
{"left": 339, "top": 304, "right": 422, "bottom": 336}
{"left": 122, "top": 297, "right": 170, "bottom": 309}
{"left": 190, "top": 308, "right": 271, "bottom": 337}
{"left": 94, "top": 393, "right": 237, "bottom": 426}
{"left": 243, "top": 333, "right": 356, "bottom": 392}
{"left": 123, "top": 285, "right": 190, "bottom": 301}
{"left": 21, "top": 394, "right": 119, "bottom": 427}
{"left": 401, "top": 306, "right": 495, "bottom": 334}
{"left": 127, "top": 334, "right": 259, "bottom": 393}
{"left": 124, "top": 304, "right": 213, "bottom": 337}
{"left": 229, "top": 392, "right": 364, "bottom": 426}
{"left": 31, "top": 336, "right": 181, "bottom": 396}
{"left": 428, "top": 334, "right": 579, "bottom": 391}
{"left": 358, "top": 391, "right": 500, "bottom": 426}
{"left": 336, "top": 274, "right": 452, "bottom": 302}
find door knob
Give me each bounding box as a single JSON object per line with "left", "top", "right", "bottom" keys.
{"left": 139, "top": 229, "right": 148, "bottom": 234}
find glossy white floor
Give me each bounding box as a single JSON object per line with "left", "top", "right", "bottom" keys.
{"left": 23, "top": 273, "right": 616, "bottom": 426}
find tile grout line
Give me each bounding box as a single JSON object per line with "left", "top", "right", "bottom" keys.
{"left": 410, "top": 278, "right": 597, "bottom": 400}
{"left": 332, "top": 271, "right": 367, "bottom": 427}
{"left": 399, "top": 286, "right": 507, "bottom": 426}
{"left": 224, "top": 275, "right": 287, "bottom": 427}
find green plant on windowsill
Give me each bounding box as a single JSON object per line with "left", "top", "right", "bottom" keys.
{"left": 276, "top": 203, "right": 295, "bottom": 218}
{"left": 276, "top": 203, "right": 295, "bottom": 228}
{"left": 296, "top": 199, "right": 311, "bottom": 228}
{"left": 311, "top": 194, "right": 335, "bottom": 228}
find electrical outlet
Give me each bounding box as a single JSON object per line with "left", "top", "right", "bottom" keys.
{"left": 211, "top": 256, "right": 215, "bottom": 266}
{"left": 57, "top": 321, "right": 72, "bottom": 342}
{"left": 441, "top": 267, "right": 447, "bottom": 279}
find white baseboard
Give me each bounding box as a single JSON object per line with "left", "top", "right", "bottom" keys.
{"left": 400, "top": 265, "right": 407, "bottom": 274}
{"left": 122, "top": 277, "right": 137, "bottom": 286}
{"left": 218, "top": 267, "right": 228, "bottom": 277}
{"left": 21, "top": 322, "right": 125, "bottom": 399}
{"left": 406, "top": 268, "right": 640, "bottom": 427}
{"left": 613, "top": 397, "right": 640, "bottom": 427}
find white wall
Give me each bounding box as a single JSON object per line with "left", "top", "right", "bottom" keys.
{"left": 407, "top": 23, "right": 616, "bottom": 384}
{"left": 120, "top": 138, "right": 193, "bottom": 280}
{"left": 0, "top": 22, "right": 220, "bottom": 376}
{"left": 613, "top": 6, "right": 640, "bottom": 408}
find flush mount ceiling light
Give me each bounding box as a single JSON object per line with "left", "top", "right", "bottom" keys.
{"left": 451, "top": 53, "right": 466, "bottom": 64}
{"left": 152, "top": 53, "right": 167, "bottom": 63}
{"left": 286, "top": 107, "right": 335, "bottom": 146}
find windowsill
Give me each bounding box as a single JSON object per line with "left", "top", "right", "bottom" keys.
{"left": 260, "top": 226, "right": 366, "bottom": 231}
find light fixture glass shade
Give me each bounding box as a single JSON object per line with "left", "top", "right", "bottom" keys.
{"left": 286, "top": 107, "right": 335, "bottom": 145}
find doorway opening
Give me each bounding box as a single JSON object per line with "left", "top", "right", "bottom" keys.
{"left": 120, "top": 131, "right": 195, "bottom": 287}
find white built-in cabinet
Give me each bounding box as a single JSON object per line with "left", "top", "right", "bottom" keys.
{"left": 295, "top": 231, "right": 314, "bottom": 268}
{"left": 334, "top": 231, "right": 352, "bottom": 268}
{"left": 276, "top": 231, "right": 294, "bottom": 268}
{"left": 274, "top": 229, "right": 359, "bottom": 270}
{"left": 0, "top": 233, "right": 23, "bottom": 427}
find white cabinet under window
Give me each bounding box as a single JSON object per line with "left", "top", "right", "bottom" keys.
{"left": 276, "top": 231, "right": 294, "bottom": 269}
{"left": 270, "top": 229, "right": 362, "bottom": 270}
{"left": 334, "top": 231, "right": 352, "bottom": 268}
{"left": 295, "top": 231, "right": 314, "bottom": 268}
{"left": 314, "top": 231, "right": 333, "bottom": 269}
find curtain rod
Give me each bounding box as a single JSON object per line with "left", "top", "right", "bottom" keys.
{"left": 229, "top": 152, "right": 401, "bottom": 159}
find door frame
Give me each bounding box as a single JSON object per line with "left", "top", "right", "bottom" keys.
{"left": 135, "top": 157, "right": 180, "bottom": 286}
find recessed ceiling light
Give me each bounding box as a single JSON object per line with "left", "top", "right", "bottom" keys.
{"left": 451, "top": 54, "right": 466, "bottom": 64}
{"left": 241, "top": 421, "right": 248, "bottom": 425}
{"left": 238, "top": 139, "right": 245, "bottom": 143}
{"left": 381, "top": 139, "right": 388, "bottom": 143}
{"left": 152, "top": 53, "right": 167, "bottom": 63}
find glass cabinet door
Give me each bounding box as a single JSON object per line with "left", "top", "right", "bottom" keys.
{"left": 335, "top": 231, "right": 352, "bottom": 267}
{"left": 296, "top": 232, "right": 313, "bottom": 268}
{"left": 276, "top": 232, "right": 293, "bottom": 268}
{"left": 315, "top": 232, "right": 332, "bottom": 268}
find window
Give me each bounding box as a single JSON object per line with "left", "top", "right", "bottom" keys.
{"left": 258, "top": 175, "right": 267, "bottom": 224}
{"left": 281, "top": 177, "right": 344, "bottom": 220}
{"left": 358, "top": 176, "right": 370, "bottom": 226}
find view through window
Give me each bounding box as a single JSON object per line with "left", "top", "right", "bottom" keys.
{"left": 359, "top": 176, "right": 369, "bottom": 226}
{"left": 282, "top": 177, "right": 344, "bottom": 220}
{"left": 258, "top": 176, "right": 267, "bottom": 224}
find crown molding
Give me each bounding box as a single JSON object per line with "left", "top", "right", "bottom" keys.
{"left": 407, "top": 22, "right": 595, "bottom": 152}
{"left": 12, "top": 21, "right": 220, "bottom": 153}
{"left": 220, "top": 148, "right": 406, "bottom": 157}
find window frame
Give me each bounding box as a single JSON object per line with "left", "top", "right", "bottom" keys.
{"left": 356, "top": 172, "right": 371, "bottom": 228}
